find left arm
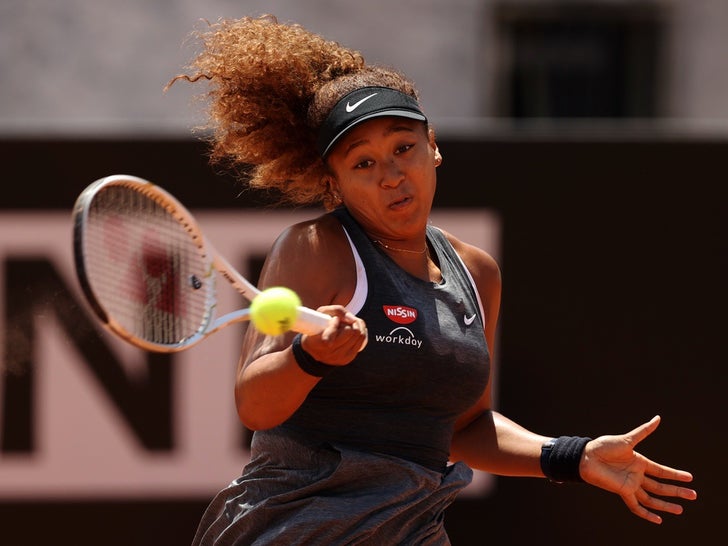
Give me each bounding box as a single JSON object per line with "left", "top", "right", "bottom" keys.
{"left": 446, "top": 236, "right": 697, "bottom": 523}
{"left": 446, "top": 240, "right": 548, "bottom": 476}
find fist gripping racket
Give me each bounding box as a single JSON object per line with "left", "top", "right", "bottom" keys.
{"left": 72, "top": 174, "right": 333, "bottom": 352}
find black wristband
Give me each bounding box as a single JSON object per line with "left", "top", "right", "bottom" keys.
{"left": 540, "top": 436, "right": 591, "bottom": 484}
{"left": 291, "top": 333, "right": 337, "bottom": 377}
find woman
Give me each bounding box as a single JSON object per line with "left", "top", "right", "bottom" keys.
{"left": 170, "top": 15, "right": 696, "bottom": 545}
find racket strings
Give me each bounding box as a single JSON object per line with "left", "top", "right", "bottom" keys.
{"left": 83, "top": 185, "right": 211, "bottom": 345}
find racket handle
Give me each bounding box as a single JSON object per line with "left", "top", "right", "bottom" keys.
{"left": 293, "top": 306, "right": 334, "bottom": 335}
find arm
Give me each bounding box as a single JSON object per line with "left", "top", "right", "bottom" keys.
{"left": 447, "top": 237, "right": 696, "bottom": 523}
{"left": 234, "top": 216, "right": 367, "bottom": 430}
{"left": 447, "top": 237, "right": 545, "bottom": 474}
{"left": 447, "top": 244, "right": 550, "bottom": 475}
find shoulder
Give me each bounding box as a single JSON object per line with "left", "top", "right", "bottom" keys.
{"left": 259, "top": 212, "right": 355, "bottom": 307}
{"left": 438, "top": 228, "right": 501, "bottom": 292}
{"left": 438, "top": 227, "right": 502, "bottom": 352}
{"left": 270, "top": 212, "right": 349, "bottom": 260}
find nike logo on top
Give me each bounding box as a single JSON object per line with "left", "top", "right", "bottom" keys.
{"left": 346, "top": 93, "right": 378, "bottom": 112}
{"left": 464, "top": 313, "right": 477, "bottom": 326}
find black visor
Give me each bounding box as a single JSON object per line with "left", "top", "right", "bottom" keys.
{"left": 317, "top": 86, "right": 427, "bottom": 158}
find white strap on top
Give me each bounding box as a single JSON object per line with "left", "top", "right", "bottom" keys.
{"left": 453, "top": 248, "right": 486, "bottom": 324}
{"left": 341, "top": 225, "right": 368, "bottom": 315}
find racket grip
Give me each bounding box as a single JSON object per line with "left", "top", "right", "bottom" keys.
{"left": 293, "top": 306, "right": 334, "bottom": 335}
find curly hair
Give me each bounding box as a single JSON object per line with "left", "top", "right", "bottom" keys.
{"left": 169, "top": 15, "right": 422, "bottom": 209}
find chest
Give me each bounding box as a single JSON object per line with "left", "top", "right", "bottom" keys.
{"left": 319, "top": 266, "right": 490, "bottom": 417}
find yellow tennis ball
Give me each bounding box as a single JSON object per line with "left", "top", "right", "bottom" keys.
{"left": 250, "top": 286, "right": 301, "bottom": 336}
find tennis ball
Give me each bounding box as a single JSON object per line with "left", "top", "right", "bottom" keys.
{"left": 250, "top": 286, "right": 301, "bottom": 336}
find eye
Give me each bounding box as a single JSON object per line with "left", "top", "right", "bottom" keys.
{"left": 395, "top": 143, "right": 414, "bottom": 155}
{"left": 354, "top": 159, "right": 375, "bottom": 169}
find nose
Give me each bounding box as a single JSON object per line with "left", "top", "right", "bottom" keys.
{"left": 380, "top": 158, "right": 404, "bottom": 188}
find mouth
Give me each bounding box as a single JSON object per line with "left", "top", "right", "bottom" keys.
{"left": 388, "top": 195, "right": 413, "bottom": 210}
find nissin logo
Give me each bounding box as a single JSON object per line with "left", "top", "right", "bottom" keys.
{"left": 383, "top": 305, "right": 418, "bottom": 324}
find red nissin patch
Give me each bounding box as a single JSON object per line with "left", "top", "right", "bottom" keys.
{"left": 383, "top": 305, "right": 418, "bottom": 324}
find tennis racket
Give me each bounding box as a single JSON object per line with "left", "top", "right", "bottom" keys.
{"left": 72, "top": 174, "right": 333, "bottom": 352}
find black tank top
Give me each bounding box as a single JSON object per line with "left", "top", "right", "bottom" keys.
{"left": 281, "top": 207, "right": 490, "bottom": 471}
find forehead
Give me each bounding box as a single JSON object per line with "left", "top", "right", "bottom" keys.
{"left": 334, "top": 116, "right": 427, "bottom": 150}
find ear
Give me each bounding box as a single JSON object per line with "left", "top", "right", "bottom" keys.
{"left": 325, "top": 177, "right": 343, "bottom": 204}
{"left": 428, "top": 128, "right": 442, "bottom": 166}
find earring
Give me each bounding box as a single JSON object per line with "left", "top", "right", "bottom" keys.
{"left": 434, "top": 154, "right": 442, "bottom": 166}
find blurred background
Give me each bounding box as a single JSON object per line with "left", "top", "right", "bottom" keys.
{"left": 0, "top": 1, "right": 724, "bottom": 545}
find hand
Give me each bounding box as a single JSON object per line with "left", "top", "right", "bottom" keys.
{"left": 580, "top": 415, "right": 697, "bottom": 524}
{"left": 302, "top": 305, "right": 368, "bottom": 366}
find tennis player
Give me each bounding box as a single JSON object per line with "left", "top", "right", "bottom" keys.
{"left": 168, "top": 15, "right": 697, "bottom": 545}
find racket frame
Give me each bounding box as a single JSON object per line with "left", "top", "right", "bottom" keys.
{"left": 73, "top": 174, "right": 331, "bottom": 352}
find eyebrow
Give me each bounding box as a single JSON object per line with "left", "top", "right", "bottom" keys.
{"left": 343, "top": 124, "right": 416, "bottom": 157}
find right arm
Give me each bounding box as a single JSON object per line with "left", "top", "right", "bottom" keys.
{"left": 234, "top": 216, "right": 366, "bottom": 430}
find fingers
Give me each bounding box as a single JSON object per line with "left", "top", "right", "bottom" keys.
{"left": 306, "top": 305, "right": 368, "bottom": 363}
{"left": 351, "top": 319, "right": 369, "bottom": 351}
{"left": 643, "top": 476, "right": 698, "bottom": 503}
{"left": 644, "top": 458, "right": 695, "bottom": 484}
{"left": 638, "top": 488, "right": 685, "bottom": 516}
{"left": 326, "top": 310, "right": 367, "bottom": 347}
{"left": 624, "top": 415, "right": 661, "bottom": 447}
{"left": 620, "top": 467, "right": 698, "bottom": 524}
{"left": 342, "top": 311, "right": 368, "bottom": 350}
{"left": 629, "top": 491, "right": 666, "bottom": 524}
{"left": 624, "top": 483, "right": 693, "bottom": 525}
{"left": 624, "top": 489, "right": 677, "bottom": 525}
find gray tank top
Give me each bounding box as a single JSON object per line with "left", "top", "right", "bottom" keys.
{"left": 282, "top": 207, "right": 490, "bottom": 471}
